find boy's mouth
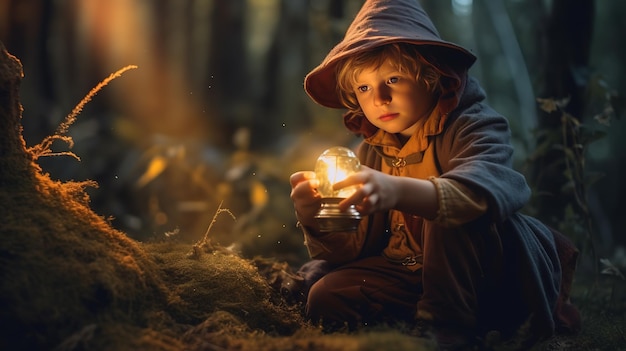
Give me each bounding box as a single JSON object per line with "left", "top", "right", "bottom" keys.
{"left": 378, "top": 113, "right": 399, "bottom": 122}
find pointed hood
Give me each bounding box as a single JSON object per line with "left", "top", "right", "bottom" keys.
{"left": 304, "top": 0, "right": 476, "bottom": 113}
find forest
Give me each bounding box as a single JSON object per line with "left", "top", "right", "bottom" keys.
{"left": 1, "top": 0, "right": 625, "bottom": 350}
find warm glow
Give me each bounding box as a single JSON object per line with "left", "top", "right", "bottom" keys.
{"left": 314, "top": 146, "right": 360, "bottom": 198}
{"left": 326, "top": 163, "right": 349, "bottom": 184}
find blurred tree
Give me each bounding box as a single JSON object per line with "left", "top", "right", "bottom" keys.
{"left": 473, "top": 0, "right": 537, "bottom": 151}
{"left": 531, "top": 1, "right": 594, "bottom": 213}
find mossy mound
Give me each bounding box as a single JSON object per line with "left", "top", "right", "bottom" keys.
{"left": 0, "top": 42, "right": 177, "bottom": 350}
{"left": 180, "top": 310, "right": 436, "bottom": 351}
{"left": 0, "top": 42, "right": 314, "bottom": 351}
{"left": 0, "top": 174, "right": 175, "bottom": 350}
{"left": 145, "top": 242, "right": 305, "bottom": 333}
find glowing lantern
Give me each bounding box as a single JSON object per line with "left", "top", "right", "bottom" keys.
{"left": 313, "top": 146, "right": 362, "bottom": 232}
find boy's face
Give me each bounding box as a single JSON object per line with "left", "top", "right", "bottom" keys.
{"left": 353, "top": 61, "right": 437, "bottom": 138}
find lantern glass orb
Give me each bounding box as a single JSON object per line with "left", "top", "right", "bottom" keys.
{"left": 314, "top": 146, "right": 361, "bottom": 198}
{"left": 313, "top": 146, "right": 362, "bottom": 232}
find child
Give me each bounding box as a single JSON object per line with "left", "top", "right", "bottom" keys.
{"left": 289, "top": 0, "right": 581, "bottom": 349}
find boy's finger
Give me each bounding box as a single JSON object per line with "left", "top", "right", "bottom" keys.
{"left": 333, "top": 173, "right": 361, "bottom": 190}
{"left": 290, "top": 171, "right": 316, "bottom": 187}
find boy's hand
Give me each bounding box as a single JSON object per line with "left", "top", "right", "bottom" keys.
{"left": 333, "top": 166, "right": 398, "bottom": 216}
{"left": 333, "top": 166, "right": 439, "bottom": 219}
{"left": 290, "top": 171, "right": 322, "bottom": 228}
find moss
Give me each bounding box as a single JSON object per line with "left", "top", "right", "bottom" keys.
{"left": 0, "top": 42, "right": 170, "bottom": 350}
{"left": 146, "top": 242, "right": 305, "bottom": 334}
{"left": 0, "top": 173, "right": 172, "bottom": 350}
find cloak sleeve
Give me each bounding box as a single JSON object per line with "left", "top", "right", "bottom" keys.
{"left": 435, "top": 79, "right": 531, "bottom": 222}
{"left": 428, "top": 176, "right": 488, "bottom": 227}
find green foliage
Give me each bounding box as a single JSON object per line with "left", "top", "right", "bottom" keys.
{"left": 528, "top": 77, "right": 621, "bottom": 274}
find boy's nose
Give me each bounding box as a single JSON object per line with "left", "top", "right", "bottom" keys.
{"left": 373, "top": 86, "right": 391, "bottom": 106}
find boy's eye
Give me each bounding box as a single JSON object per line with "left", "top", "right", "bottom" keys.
{"left": 357, "top": 85, "right": 369, "bottom": 93}
{"left": 387, "top": 77, "right": 399, "bottom": 84}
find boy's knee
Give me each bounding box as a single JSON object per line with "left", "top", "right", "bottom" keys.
{"left": 305, "top": 278, "right": 336, "bottom": 320}
{"left": 306, "top": 276, "right": 362, "bottom": 329}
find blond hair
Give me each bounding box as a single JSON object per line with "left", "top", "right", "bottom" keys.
{"left": 335, "top": 43, "right": 441, "bottom": 113}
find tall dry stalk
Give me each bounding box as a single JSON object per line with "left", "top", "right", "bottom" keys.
{"left": 188, "top": 200, "right": 236, "bottom": 259}
{"left": 28, "top": 65, "right": 138, "bottom": 160}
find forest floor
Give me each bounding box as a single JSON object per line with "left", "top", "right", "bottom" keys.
{"left": 538, "top": 268, "right": 626, "bottom": 350}
{"left": 147, "top": 241, "right": 626, "bottom": 351}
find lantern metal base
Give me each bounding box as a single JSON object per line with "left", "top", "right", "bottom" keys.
{"left": 314, "top": 197, "right": 361, "bottom": 232}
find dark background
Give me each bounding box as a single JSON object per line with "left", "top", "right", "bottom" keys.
{"left": 1, "top": 0, "right": 624, "bottom": 268}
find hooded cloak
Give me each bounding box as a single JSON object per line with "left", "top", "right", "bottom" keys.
{"left": 304, "top": 0, "right": 476, "bottom": 113}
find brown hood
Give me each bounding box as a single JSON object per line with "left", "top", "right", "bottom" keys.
{"left": 304, "top": 0, "right": 476, "bottom": 116}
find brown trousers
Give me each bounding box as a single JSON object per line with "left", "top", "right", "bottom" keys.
{"left": 305, "top": 255, "right": 422, "bottom": 329}
{"left": 303, "top": 226, "right": 581, "bottom": 338}
{"left": 305, "top": 226, "right": 495, "bottom": 332}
